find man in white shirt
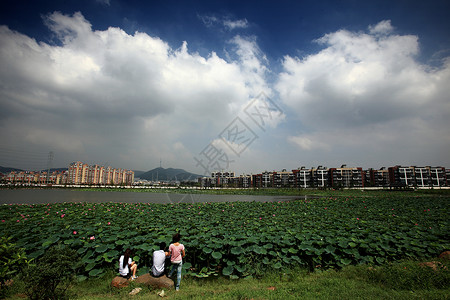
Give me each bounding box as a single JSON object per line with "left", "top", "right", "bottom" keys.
{"left": 152, "top": 242, "right": 169, "bottom": 277}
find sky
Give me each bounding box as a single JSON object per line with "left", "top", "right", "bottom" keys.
{"left": 0, "top": 0, "right": 449, "bottom": 175}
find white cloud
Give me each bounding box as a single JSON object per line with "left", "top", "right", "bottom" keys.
{"left": 368, "top": 20, "right": 393, "bottom": 35}
{"left": 0, "top": 12, "right": 270, "bottom": 170}
{"left": 1, "top": 14, "right": 448, "bottom": 172}
{"left": 288, "top": 135, "right": 330, "bottom": 151}
{"left": 198, "top": 15, "right": 219, "bottom": 28}
{"left": 276, "top": 20, "right": 450, "bottom": 166}
{"left": 229, "top": 35, "right": 270, "bottom": 97}
{"left": 198, "top": 14, "right": 248, "bottom": 31}
{"left": 223, "top": 19, "right": 249, "bottom": 30}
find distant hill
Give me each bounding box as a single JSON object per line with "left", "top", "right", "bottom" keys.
{"left": 0, "top": 166, "right": 24, "bottom": 173}
{"left": 133, "top": 170, "right": 146, "bottom": 178}
{"left": 42, "top": 168, "right": 68, "bottom": 173}
{"left": 138, "top": 167, "right": 201, "bottom": 181}
{"left": 0, "top": 166, "right": 68, "bottom": 173}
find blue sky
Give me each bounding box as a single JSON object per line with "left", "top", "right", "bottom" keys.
{"left": 0, "top": 0, "right": 449, "bottom": 174}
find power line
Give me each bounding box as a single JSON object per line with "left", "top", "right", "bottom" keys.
{"left": 0, "top": 146, "right": 53, "bottom": 171}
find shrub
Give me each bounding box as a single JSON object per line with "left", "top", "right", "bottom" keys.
{"left": 0, "top": 236, "right": 30, "bottom": 297}
{"left": 22, "top": 245, "right": 81, "bottom": 300}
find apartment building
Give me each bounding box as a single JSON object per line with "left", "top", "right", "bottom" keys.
{"left": 251, "top": 173, "right": 262, "bottom": 188}
{"left": 366, "top": 168, "right": 390, "bottom": 187}
{"left": 272, "top": 169, "right": 295, "bottom": 188}
{"left": 312, "top": 166, "right": 330, "bottom": 188}
{"left": 389, "top": 166, "right": 415, "bottom": 187}
{"left": 414, "top": 166, "right": 430, "bottom": 187}
{"left": 68, "top": 161, "right": 88, "bottom": 184}
{"left": 68, "top": 162, "right": 134, "bottom": 185}
{"left": 199, "top": 164, "right": 449, "bottom": 189}
{"left": 330, "top": 165, "right": 364, "bottom": 188}
{"left": 292, "top": 167, "right": 313, "bottom": 188}
{"left": 4, "top": 170, "right": 66, "bottom": 184}
{"left": 388, "top": 165, "right": 447, "bottom": 188}
{"left": 211, "top": 171, "right": 235, "bottom": 187}
{"left": 427, "top": 166, "right": 446, "bottom": 187}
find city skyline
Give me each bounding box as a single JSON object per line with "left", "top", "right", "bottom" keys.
{"left": 1, "top": 0, "right": 449, "bottom": 174}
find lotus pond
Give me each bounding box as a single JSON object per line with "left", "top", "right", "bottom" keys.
{"left": 1, "top": 193, "right": 449, "bottom": 280}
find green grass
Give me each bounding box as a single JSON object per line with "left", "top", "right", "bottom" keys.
{"left": 5, "top": 260, "right": 449, "bottom": 299}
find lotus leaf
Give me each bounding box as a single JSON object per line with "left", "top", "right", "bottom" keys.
{"left": 1, "top": 193, "right": 448, "bottom": 278}
{"left": 222, "top": 265, "right": 234, "bottom": 276}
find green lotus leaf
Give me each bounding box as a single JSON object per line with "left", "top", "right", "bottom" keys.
{"left": 89, "top": 268, "right": 104, "bottom": 277}
{"left": 182, "top": 262, "right": 192, "bottom": 270}
{"left": 106, "top": 249, "right": 119, "bottom": 258}
{"left": 254, "top": 247, "right": 267, "bottom": 255}
{"left": 235, "top": 265, "right": 246, "bottom": 273}
{"left": 222, "top": 265, "right": 234, "bottom": 276}
{"left": 288, "top": 247, "right": 297, "bottom": 254}
{"left": 325, "top": 245, "right": 336, "bottom": 253}
{"left": 376, "top": 257, "right": 385, "bottom": 264}
{"left": 203, "top": 247, "right": 213, "bottom": 254}
{"left": 41, "top": 239, "right": 54, "bottom": 248}
{"left": 82, "top": 250, "right": 94, "bottom": 260}
{"left": 273, "top": 262, "right": 282, "bottom": 269}
{"left": 231, "top": 246, "right": 244, "bottom": 255}
{"left": 212, "top": 251, "right": 222, "bottom": 260}
{"left": 95, "top": 244, "right": 109, "bottom": 253}
{"left": 85, "top": 262, "right": 96, "bottom": 271}
{"left": 263, "top": 243, "right": 273, "bottom": 249}
{"left": 28, "top": 249, "right": 45, "bottom": 259}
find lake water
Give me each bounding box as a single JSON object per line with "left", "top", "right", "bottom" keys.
{"left": 0, "top": 189, "right": 305, "bottom": 204}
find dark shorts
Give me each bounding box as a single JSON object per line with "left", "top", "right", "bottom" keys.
{"left": 120, "top": 273, "right": 131, "bottom": 279}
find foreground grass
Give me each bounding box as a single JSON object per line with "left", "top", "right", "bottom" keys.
{"left": 6, "top": 260, "right": 449, "bottom": 299}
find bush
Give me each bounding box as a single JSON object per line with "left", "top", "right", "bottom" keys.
{"left": 22, "top": 245, "right": 81, "bottom": 300}
{"left": 0, "top": 236, "right": 30, "bottom": 297}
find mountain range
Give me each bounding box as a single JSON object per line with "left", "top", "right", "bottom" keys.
{"left": 135, "top": 167, "right": 201, "bottom": 181}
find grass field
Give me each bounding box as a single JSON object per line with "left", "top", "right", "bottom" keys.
{"left": 5, "top": 260, "right": 449, "bottom": 299}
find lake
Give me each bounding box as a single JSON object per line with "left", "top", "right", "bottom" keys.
{"left": 0, "top": 189, "right": 305, "bottom": 204}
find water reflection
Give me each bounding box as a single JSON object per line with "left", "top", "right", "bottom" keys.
{"left": 0, "top": 189, "right": 305, "bottom": 204}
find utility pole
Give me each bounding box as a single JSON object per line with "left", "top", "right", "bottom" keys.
{"left": 46, "top": 151, "right": 54, "bottom": 184}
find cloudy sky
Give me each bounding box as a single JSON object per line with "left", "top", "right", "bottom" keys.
{"left": 0, "top": 0, "right": 449, "bottom": 174}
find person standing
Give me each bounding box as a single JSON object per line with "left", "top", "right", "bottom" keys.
{"left": 168, "top": 233, "right": 185, "bottom": 291}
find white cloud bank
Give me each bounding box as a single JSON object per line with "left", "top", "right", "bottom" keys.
{"left": 1, "top": 15, "right": 449, "bottom": 172}
{"left": 277, "top": 20, "right": 450, "bottom": 167}
{"left": 0, "top": 12, "right": 269, "bottom": 170}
